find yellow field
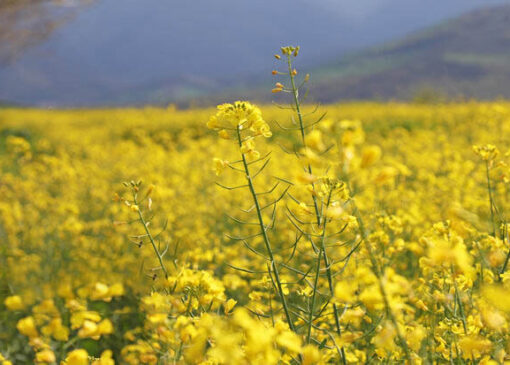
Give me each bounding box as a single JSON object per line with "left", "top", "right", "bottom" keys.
{"left": 1, "top": 100, "right": 510, "bottom": 364}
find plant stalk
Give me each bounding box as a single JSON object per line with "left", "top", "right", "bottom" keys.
{"left": 134, "top": 193, "right": 168, "bottom": 279}
{"left": 236, "top": 126, "right": 295, "bottom": 332}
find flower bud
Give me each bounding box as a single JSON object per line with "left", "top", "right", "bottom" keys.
{"left": 218, "top": 130, "right": 230, "bottom": 139}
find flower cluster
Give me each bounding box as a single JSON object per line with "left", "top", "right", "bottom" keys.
{"left": 207, "top": 101, "right": 271, "bottom": 161}
{"left": 1, "top": 59, "right": 510, "bottom": 363}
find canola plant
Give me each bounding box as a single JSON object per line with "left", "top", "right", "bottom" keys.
{"left": 1, "top": 47, "right": 510, "bottom": 364}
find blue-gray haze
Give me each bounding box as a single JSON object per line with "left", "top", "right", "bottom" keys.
{"left": 0, "top": 0, "right": 508, "bottom": 106}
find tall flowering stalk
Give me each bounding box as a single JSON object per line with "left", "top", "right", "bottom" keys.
{"left": 273, "top": 46, "right": 350, "bottom": 361}
{"left": 273, "top": 45, "right": 412, "bottom": 362}
{"left": 116, "top": 181, "right": 170, "bottom": 280}
{"left": 207, "top": 101, "right": 295, "bottom": 331}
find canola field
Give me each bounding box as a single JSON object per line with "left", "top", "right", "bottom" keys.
{"left": 1, "top": 50, "right": 510, "bottom": 365}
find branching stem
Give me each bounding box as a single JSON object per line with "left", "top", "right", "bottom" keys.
{"left": 133, "top": 193, "right": 168, "bottom": 279}
{"left": 286, "top": 53, "right": 347, "bottom": 364}
{"left": 306, "top": 189, "right": 332, "bottom": 343}
{"left": 235, "top": 126, "right": 295, "bottom": 332}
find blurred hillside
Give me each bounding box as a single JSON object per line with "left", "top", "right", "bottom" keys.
{"left": 306, "top": 4, "right": 510, "bottom": 102}
{"left": 0, "top": 0, "right": 508, "bottom": 106}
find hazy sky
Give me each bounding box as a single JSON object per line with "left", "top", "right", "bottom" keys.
{"left": 1, "top": 0, "right": 509, "bottom": 105}
{"left": 310, "top": 0, "right": 509, "bottom": 19}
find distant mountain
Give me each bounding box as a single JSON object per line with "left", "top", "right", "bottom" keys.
{"left": 0, "top": 0, "right": 507, "bottom": 106}
{"left": 303, "top": 4, "right": 510, "bottom": 102}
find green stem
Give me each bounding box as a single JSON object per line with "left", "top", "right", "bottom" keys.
{"left": 174, "top": 340, "right": 184, "bottom": 363}
{"left": 287, "top": 55, "right": 322, "bottom": 227}
{"left": 498, "top": 224, "right": 510, "bottom": 281}
{"left": 287, "top": 54, "right": 347, "bottom": 363}
{"left": 134, "top": 193, "right": 168, "bottom": 279}
{"left": 486, "top": 161, "right": 497, "bottom": 237}
{"left": 306, "top": 190, "right": 332, "bottom": 343}
{"left": 236, "top": 127, "right": 295, "bottom": 332}
{"left": 287, "top": 56, "right": 306, "bottom": 146}
{"left": 500, "top": 251, "right": 510, "bottom": 278}
{"left": 451, "top": 266, "right": 468, "bottom": 335}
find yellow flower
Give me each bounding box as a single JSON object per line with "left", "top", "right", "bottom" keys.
{"left": 374, "top": 166, "right": 398, "bottom": 186}
{"left": 35, "top": 349, "right": 56, "bottom": 363}
{"left": 5, "top": 136, "right": 31, "bottom": 155}
{"left": 92, "top": 350, "right": 114, "bottom": 365}
{"left": 473, "top": 144, "right": 499, "bottom": 162}
{"left": 65, "top": 349, "right": 89, "bottom": 365}
{"left": 304, "top": 129, "right": 325, "bottom": 151}
{"left": 108, "top": 283, "right": 125, "bottom": 297}
{"left": 78, "top": 320, "right": 98, "bottom": 338}
{"left": 90, "top": 282, "right": 111, "bottom": 301}
{"left": 360, "top": 145, "right": 381, "bottom": 168}
{"left": 97, "top": 319, "right": 114, "bottom": 335}
{"left": 359, "top": 286, "right": 384, "bottom": 311}
{"left": 406, "top": 325, "right": 426, "bottom": 351}
{"left": 4, "top": 295, "right": 24, "bottom": 311}
{"left": 480, "top": 304, "right": 506, "bottom": 332}
{"left": 208, "top": 101, "right": 265, "bottom": 129}
{"left": 482, "top": 285, "right": 510, "bottom": 313}
{"left": 334, "top": 280, "right": 357, "bottom": 303}
{"left": 296, "top": 172, "right": 317, "bottom": 185}
{"left": 0, "top": 353, "right": 12, "bottom": 365}
{"left": 224, "top": 298, "right": 237, "bottom": 314}
{"left": 301, "top": 345, "right": 321, "bottom": 365}
{"left": 213, "top": 158, "right": 229, "bottom": 176}
{"left": 426, "top": 235, "right": 474, "bottom": 278}
{"left": 372, "top": 322, "right": 397, "bottom": 357}
{"left": 17, "top": 316, "right": 38, "bottom": 338}
{"left": 276, "top": 330, "right": 302, "bottom": 354}
{"left": 71, "top": 311, "right": 101, "bottom": 329}
{"left": 458, "top": 335, "right": 492, "bottom": 359}
{"left": 42, "top": 317, "right": 69, "bottom": 341}
{"left": 218, "top": 129, "right": 230, "bottom": 139}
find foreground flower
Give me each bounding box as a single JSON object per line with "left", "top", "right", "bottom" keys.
{"left": 65, "top": 349, "right": 89, "bottom": 365}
